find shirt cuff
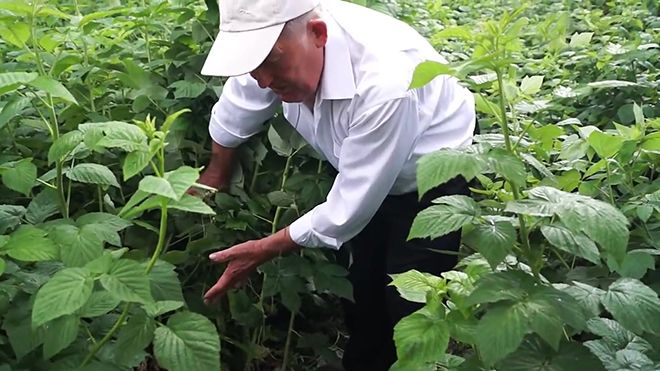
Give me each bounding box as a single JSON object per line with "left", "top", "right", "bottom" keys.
{"left": 288, "top": 211, "right": 342, "bottom": 250}
{"left": 208, "top": 117, "right": 249, "bottom": 148}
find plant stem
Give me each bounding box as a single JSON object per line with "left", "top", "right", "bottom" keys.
{"left": 81, "top": 303, "right": 131, "bottom": 366}
{"left": 496, "top": 69, "right": 534, "bottom": 275}
{"left": 281, "top": 311, "right": 297, "bottom": 370}
{"left": 98, "top": 186, "right": 104, "bottom": 212}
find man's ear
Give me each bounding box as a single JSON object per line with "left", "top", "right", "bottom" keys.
{"left": 308, "top": 19, "right": 328, "bottom": 48}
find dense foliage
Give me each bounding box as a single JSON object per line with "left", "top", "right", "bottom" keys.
{"left": 0, "top": 0, "right": 657, "bottom": 370}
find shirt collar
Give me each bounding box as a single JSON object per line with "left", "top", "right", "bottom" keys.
{"left": 317, "top": 11, "right": 356, "bottom": 101}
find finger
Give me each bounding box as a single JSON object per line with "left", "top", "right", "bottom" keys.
{"left": 209, "top": 241, "right": 250, "bottom": 263}
{"left": 203, "top": 272, "right": 233, "bottom": 304}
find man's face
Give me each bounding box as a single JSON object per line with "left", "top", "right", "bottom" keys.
{"left": 250, "top": 19, "right": 327, "bottom": 104}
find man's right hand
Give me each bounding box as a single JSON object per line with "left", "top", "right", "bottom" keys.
{"left": 188, "top": 141, "right": 237, "bottom": 196}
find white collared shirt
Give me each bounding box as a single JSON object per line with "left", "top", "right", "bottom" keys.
{"left": 208, "top": 0, "right": 476, "bottom": 249}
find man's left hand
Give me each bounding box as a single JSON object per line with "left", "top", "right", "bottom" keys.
{"left": 203, "top": 228, "right": 300, "bottom": 304}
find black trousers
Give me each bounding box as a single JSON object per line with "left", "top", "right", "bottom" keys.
{"left": 337, "top": 175, "right": 470, "bottom": 371}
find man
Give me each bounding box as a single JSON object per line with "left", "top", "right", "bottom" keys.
{"left": 199, "top": 0, "right": 476, "bottom": 369}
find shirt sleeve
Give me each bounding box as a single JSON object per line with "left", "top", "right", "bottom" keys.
{"left": 288, "top": 92, "right": 420, "bottom": 249}
{"left": 208, "top": 74, "right": 281, "bottom": 148}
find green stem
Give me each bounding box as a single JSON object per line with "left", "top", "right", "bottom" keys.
{"left": 81, "top": 303, "right": 131, "bottom": 366}
{"left": 97, "top": 186, "right": 104, "bottom": 212}
{"left": 605, "top": 160, "right": 616, "bottom": 205}
{"left": 496, "top": 69, "right": 534, "bottom": 275}
{"left": 281, "top": 311, "right": 297, "bottom": 370}
{"left": 81, "top": 201, "right": 169, "bottom": 366}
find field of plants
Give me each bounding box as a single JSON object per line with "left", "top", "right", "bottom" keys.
{"left": 0, "top": 0, "right": 658, "bottom": 370}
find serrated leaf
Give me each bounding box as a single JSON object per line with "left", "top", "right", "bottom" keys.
{"left": 77, "top": 212, "right": 131, "bottom": 232}
{"left": 466, "top": 270, "right": 534, "bottom": 306}
{"left": 541, "top": 224, "right": 600, "bottom": 265}
{"left": 588, "top": 131, "right": 623, "bottom": 158}
{"left": 463, "top": 221, "right": 516, "bottom": 269}
{"left": 0, "top": 72, "right": 38, "bottom": 94}
{"left": 388, "top": 270, "right": 445, "bottom": 303}
{"left": 123, "top": 150, "right": 152, "bottom": 181}
{"left": 42, "top": 314, "right": 78, "bottom": 359}
{"left": 32, "top": 267, "right": 93, "bottom": 327}
{"left": 168, "top": 194, "right": 215, "bottom": 215}
{"left": 79, "top": 121, "right": 147, "bottom": 144}
{"left": 486, "top": 148, "right": 527, "bottom": 187}
{"left": 153, "top": 311, "right": 220, "bottom": 371}
{"left": 560, "top": 281, "right": 605, "bottom": 318}
{"left": 1, "top": 158, "right": 37, "bottom": 196}
{"left": 26, "top": 189, "right": 60, "bottom": 224}
{"left": 0, "top": 205, "right": 25, "bottom": 234}
{"left": 139, "top": 176, "right": 177, "bottom": 199}
{"left": 67, "top": 163, "right": 119, "bottom": 188}
{"left": 417, "top": 148, "right": 487, "bottom": 197}
{"left": 393, "top": 297, "right": 448, "bottom": 367}
{"left": 601, "top": 278, "right": 660, "bottom": 335}
{"left": 476, "top": 302, "right": 528, "bottom": 365}
{"left": 100, "top": 259, "right": 153, "bottom": 304}
{"left": 520, "top": 75, "right": 544, "bottom": 95}
{"left": 164, "top": 166, "right": 200, "bottom": 201}
{"left": 408, "top": 195, "right": 478, "bottom": 240}
{"left": 116, "top": 310, "right": 156, "bottom": 364}
{"left": 586, "top": 318, "right": 649, "bottom": 351}
{"left": 143, "top": 300, "right": 184, "bottom": 317}
{"left": 49, "top": 224, "right": 104, "bottom": 267}
{"left": 48, "top": 130, "right": 84, "bottom": 164}
{"left": 502, "top": 338, "right": 604, "bottom": 371}
{"left": 78, "top": 291, "right": 120, "bottom": 318}
{"left": 617, "top": 250, "right": 655, "bottom": 280}
{"left": 3, "top": 225, "right": 58, "bottom": 262}
{"left": 267, "top": 190, "right": 294, "bottom": 207}
{"left": 169, "top": 81, "right": 207, "bottom": 99}
{"left": 409, "top": 60, "right": 457, "bottom": 89}
{"left": 27, "top": 76, "right": 78, "bottom": 105}
{"left": 149, "top": 260, "right": 184, "bottom": 302}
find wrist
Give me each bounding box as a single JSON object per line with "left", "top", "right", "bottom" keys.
{"left": 261, "top": 228, "right": 300, "bottom": 258}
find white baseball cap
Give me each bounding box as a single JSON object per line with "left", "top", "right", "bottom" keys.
{"left": 201, "top": 0, "right": 321, "bottom": 77}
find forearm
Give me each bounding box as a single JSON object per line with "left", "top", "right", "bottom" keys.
{"left": 201, "top": 140, "right": 237, "bottom": 192}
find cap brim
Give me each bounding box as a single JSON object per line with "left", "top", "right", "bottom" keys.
{"left": 201, "top": 23, "right": 285, "bottom": 77}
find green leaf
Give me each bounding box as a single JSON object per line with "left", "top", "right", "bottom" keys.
{"left": 27, "top": 76, "right": 78, "bottom": 105}
{"left": 139, "top": 176, "right": 177, "bottom": 199}
{"left": 393, "top": 297, "right": 449, "bottom": 367}
{"left": 601, "top": 278, "right": 660, "bottom": 335}
{"left": 49, "top": 224, "right": 104, "bottom": 267}
{"left": 161, "top": 108, "right": 192, "bottom": 134}
{"left": 77, "top": 212, "right": 131, "bottom": 232}
{"left": 3, "top": 225, "right": 58, "bottom": 262}
{"left": 26, "top": 189, "right": 60, "bottom": 224}
{"left": 143, "top": 300, "right": 184, "bottom": 317}
{"left": 267, "top": 190, "right": 294, "bottom": 207}
{"left": 123, "top": 150, "right": 152, "bottom": 181}
{"left": 169, "top": 81, "right": 207, "bottom": 99}
{"left": 541, "top": 224, "right": 600, "bottom": 265}
{"left": 0, "top": 256, "right": 5, "bottom": 275}
{"left": 168, "top": 194, "right": 215, "bottom": 215}
{"left": 0, "top": 205, "right": 25, "bottom": 234}
{"left": 42, "top": 314, "right": 78, "bottom": 359}
{"left": 569, "top": 32, "right": 594, "bottom": 48}
{"left": 408, "top": 195, "right": 478, "bottom": 240}
{"left": 67, "top": 163, "right": 119, "bottom": 188}
{"left": 586, "top": 318, "right": 649, "bottom": 350}
{"left": 153, "top": 311, "right": 220, "bottom": 371}
{"left": 520, "top": 75, "right": 544, "bottom": 95}
{"left": 588, "top": 131, "right": 623, "bottom": 158}
{"left": 388, "top": 270, "right": 445, "bottom": 303}
{"left": 416, "top": 148, "right": 487, "bottom": 197}
{"left": 32, "top": 267, "right": 93, "bottom": 327}
{"left": 79, "top": 121, "right": 147, "bottom": 144}
{"left": 48, "top": 130, "right": 83, "bottom": 164}
{"left": 463, "top": 221, "right": 516, "bottom": 269}
{"left": 1, "top": 158, "right": 37, "bottom": 196}
{"left": 78, "top": 291, "right": 120, "bottom": 318}
{"left": 100, "top": 259, "right": 153, "bottom": 304}
{"left": 0, "top": 96, "right": 31, "bottom": 130}
{"left": 476, "top": 302, "right": 528, "bottom": 366}
{"left": 149, "top": 260, "right": 184, "bottom": 302}
{"left": 466, "top": 270, "right": 534, "bottom": 306}
{"left": 409, "top": 60, "right": 457, "bottom": 89}
{"left": 617, "top": 250, "right": 655, "bottom": 279}
{"left": 559, "top": 281, "right": 605, "bottom": 318}
{"left": 525, "top": 297, "right": 563, "bottom": 350}
{"left": 486, "top": 148, "right": 527, "bottom": 187}
{"left": 0, "top": 72, "right": 37, "bottom": 94}
{"left": 587, "top": 80, "right": 637, "bottom": 89}
{"left": 164, "top": 166, "right": 200, "bottom": 201}
{"left": 116, "top": 310, "right": 156, "bottom": 364}
{"left": 527, "top": 187, "right": 629, "bottom": 264}
{"left": 501, "top": 338, "right": 604, "bottom": 371}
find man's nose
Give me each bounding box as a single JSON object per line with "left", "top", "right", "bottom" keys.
{"left": 250, "top": 70, "right": 272, "bottom": 89}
